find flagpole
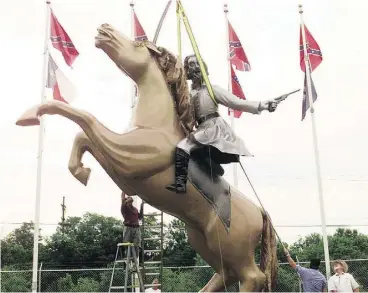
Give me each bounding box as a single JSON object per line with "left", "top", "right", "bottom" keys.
{"left": 130, "top": 0, "right": 136, "bottom": 112}
{"left": 129, "top": 3, "right": 140, "bottom": 290}
{"left": 32, "top": 1, "right": 51, "bottom": 292}
{"left": 224, "top": 6, "right": 240, "bottom": 290}
{"left": 224, "top": 3, "right": 238, "bottom": 188}
{"left": 129, "top": 0, "right": 140, "bottom": 222}
{"left": 0, "top": 224, "right": 4, "bottom": 293}
{"left": 129, "top": 0, "right": 139, "bottom": 207}
{"left": 299, "top": 4, "right": 331, "bottom": 279}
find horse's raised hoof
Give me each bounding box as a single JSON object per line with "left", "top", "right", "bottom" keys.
{"left": 165, "top": 183, "right": 186, "bottom": 194}
{"left": 73, "top": 167, "right": 91, "bottom": 186}
{"left": 16, "top": 105, "right": 41, "bottom": 126}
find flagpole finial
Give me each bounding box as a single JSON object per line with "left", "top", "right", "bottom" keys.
{"left": 130, "top": 0, "right": 135, "bottom": 7}
{"left": 298, "top": 4, "right": 303, "bottom": 14}
{"left": 46, "top": 0, "right": 50, "bottom": 4}
{"left": 223, "top": 3, "right": 228, "bottom": 13}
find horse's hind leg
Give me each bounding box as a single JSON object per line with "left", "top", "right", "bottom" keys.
{"left": 186, "top": 226, "right": 238, "bottom": 292}
{"left": 200, "top": 273, "right": 238, "bottom": 292}
{"left": 238, "top": 264, "right": 265, "bottom": 292}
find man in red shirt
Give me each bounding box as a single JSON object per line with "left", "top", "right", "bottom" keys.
{"left": 121, "top": 192, "right": 144, "bottom": 259}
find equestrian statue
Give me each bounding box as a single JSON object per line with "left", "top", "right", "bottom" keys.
{"left": 166, "top": 54, "right": 282, "bottom": 194}
{"left": 16, "top": 24, "right": 287, "bottom": 292}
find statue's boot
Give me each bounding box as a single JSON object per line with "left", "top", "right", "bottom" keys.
{"left": 166, "top": 147, "right": 190, "bottom": 194}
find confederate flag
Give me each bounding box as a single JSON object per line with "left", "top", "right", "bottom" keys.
{"left": 301, "top": 72, "right": 318, "bottom": 121}
{"left": 133, "top": 11, "right": 148, "bottom": 41}
{"left": 299, "top": 24, "right": 322, "bottom": 72}
{"left": 47, "top": 54, "right": 76, "bottom": 104}
{"left": 132, "top": 11, "right": 148, "bottom": 98}
{"left": 228, "top": 66, "right": 246, "bottom": 118}
{"left": 228, "top": 20, "right": 250, "bottom": 72}
{"left": 50, "top": 9, "right": 79, "bottom": 67}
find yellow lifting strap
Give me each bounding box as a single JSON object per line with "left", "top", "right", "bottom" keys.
{"left": 176, "top": 0, "right": 218, "bottom": 106}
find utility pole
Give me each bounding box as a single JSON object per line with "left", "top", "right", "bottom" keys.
{"left": 61, "top": 196, "right": 66, "bottom": 233}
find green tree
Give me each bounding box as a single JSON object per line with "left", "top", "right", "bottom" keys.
{"left": 53, "top": 274, "right": 100, "bottom": 292}
{"left": 288, "top": 228, "right": 368, "bottom": 261}
{"left": 0, "top": 265, "right": 32, "bottom": 292}
{"left": 44, "top": 212, "right": 124, "bottom": 266}
{"left": 1, "top": 222, "right": 45, "bottom": 268}
{"left": 163, "top": 219, "right": 196, "bottom": 266}
{"left": 73, "top": 277, "right": 100, "bottom": 292}
{"left": 56, "top": 273, "right": 74, "bottom": 292}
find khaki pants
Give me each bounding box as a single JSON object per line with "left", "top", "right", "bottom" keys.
{"left": 123, "top": 226, "right": 141, "bottom": 248}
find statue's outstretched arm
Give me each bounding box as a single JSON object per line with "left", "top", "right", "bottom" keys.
{"left": 212, "top": 85, "right": 261, "bottom": 114}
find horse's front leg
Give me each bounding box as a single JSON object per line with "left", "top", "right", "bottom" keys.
{"left": 68, "top": 131, "right": 136, "bottom": 195}
{"left": 68, "top": 131, "right": 93, "bottom": 186}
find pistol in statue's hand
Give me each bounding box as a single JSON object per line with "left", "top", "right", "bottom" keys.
{"left": 259, "top": 100, "right": 278, "bottom": 112}
{"left": 274, "top": 89, "right": 301, "bottom": 104}
{"left": 268, "top": 101, "right": 278, "bottom": 112}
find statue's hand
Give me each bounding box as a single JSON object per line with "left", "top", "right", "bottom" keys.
{"left": 259, "top": 100, "right": 278, "bottom": 112}
{"left": 268, "top": 101, "right": 278, "bottom": 112}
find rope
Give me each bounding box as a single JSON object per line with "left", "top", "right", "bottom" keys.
{"left": 175, "top": 2, "right": 228, "bottom": 288}
{"left": 238, "top": 159, "right": 286, "bottom": 249}
{"left": 176, "top": 2, "right": 182, "bottom": 60}
{"left": 208, "top": 147, "right": 228, "bottom": 292}
{"left": 176, "top": 0, "right": 217, "bottom": 106}
{"left": 153, "top": 0, "right": 172, "bottom": 44}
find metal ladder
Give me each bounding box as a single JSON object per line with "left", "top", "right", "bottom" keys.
{"left": 109, "top": 242, "right": 145, "bottom": 292}
{"left": 141, "top": 202, "right": 164, "bottom": 291}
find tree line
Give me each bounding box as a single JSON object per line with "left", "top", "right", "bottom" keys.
{"left": 1, "top": 212, "right": 368, "bottom": 291}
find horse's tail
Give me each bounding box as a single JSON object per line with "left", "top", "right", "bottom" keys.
{"left": 259, "top": 209, "right": 278, "bottom": 292}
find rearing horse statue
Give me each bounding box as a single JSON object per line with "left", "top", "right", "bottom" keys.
{"left": 16, "top": 23, "right": 277, "bottom": 292}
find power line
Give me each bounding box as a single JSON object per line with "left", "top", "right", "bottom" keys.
{"left": 1, "top": 222, "right": 368, "bottom": 228}
{"left": 233, "top": 175, "right": 368, "bottom": 182}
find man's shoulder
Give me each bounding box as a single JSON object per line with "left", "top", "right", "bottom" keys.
{"left": 295, "top": 265, "right": 308, "bottom": 271}
{"left": 329, "top": 273, "right": 338, "bottom": 279}
{"left": 344, "top": 273, "right": 355, "bottom": 279}
{"left": 315, "top": 270, "right": 327, "bottom": 279}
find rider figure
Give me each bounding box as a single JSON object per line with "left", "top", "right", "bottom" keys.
{"left": 166, "top": 54, "right": 280, "bottom": 194}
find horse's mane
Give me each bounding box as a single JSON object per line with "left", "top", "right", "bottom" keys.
{"left": 152, "top": 47, "right": 195, "bottom": 137}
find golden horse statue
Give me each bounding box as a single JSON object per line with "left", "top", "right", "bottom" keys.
{"left": 16, "top": 23, "right": 277, "bottom": 292}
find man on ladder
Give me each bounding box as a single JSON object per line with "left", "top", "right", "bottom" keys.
{"left": 109, "top": 193, "right": 145, "bottom": 292}
{"left": 121, "top": 192, "right": 144, "bottom": 261}
{"left": 120, "top": 192, "right": 144, "bottom": 292}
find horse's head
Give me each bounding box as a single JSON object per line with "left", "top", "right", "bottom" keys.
{"left": 95, "top": 23, "right": 161, "bottom": 82}
{"left": 95, "top": 23, "right": 195, "bottom": 136}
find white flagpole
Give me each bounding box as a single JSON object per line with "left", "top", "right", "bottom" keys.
{"left": 298, "top": 4, "right": 331, "bottom": 279}
{"left": 224, "top": 4, "right": 238, "bottom": 188}
{"left": 224, "top": 5, "right": 241, "bottom": 291}
{"left": 129, "top": 3, "right": 140, "bottom": 291}
{"left": 130, "top": 0, "right": 137, "bottom": 111}
{"left": 0, "top": 224, "right": 4, "bottom": 293}
{"left": 32, "top": 1, "right": 51, "bottom": 292}
{"left": 129, "top": 1, "right": 139, "bottom": 208}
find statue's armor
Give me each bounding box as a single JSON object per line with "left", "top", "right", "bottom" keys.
{"left": 177, "top": 83, "right": 262, "bottom": 164}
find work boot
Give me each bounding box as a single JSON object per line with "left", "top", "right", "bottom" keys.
{"left": 166, "top": 147, "right": 190, "bottom": 193}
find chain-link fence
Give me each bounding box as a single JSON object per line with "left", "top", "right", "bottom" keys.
{"left": 1, "top": 259, "right": 368, "bottom": 292}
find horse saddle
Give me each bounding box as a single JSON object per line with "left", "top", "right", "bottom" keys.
{"left": 188, "top": 148, "right": 231, "bottom": 231}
